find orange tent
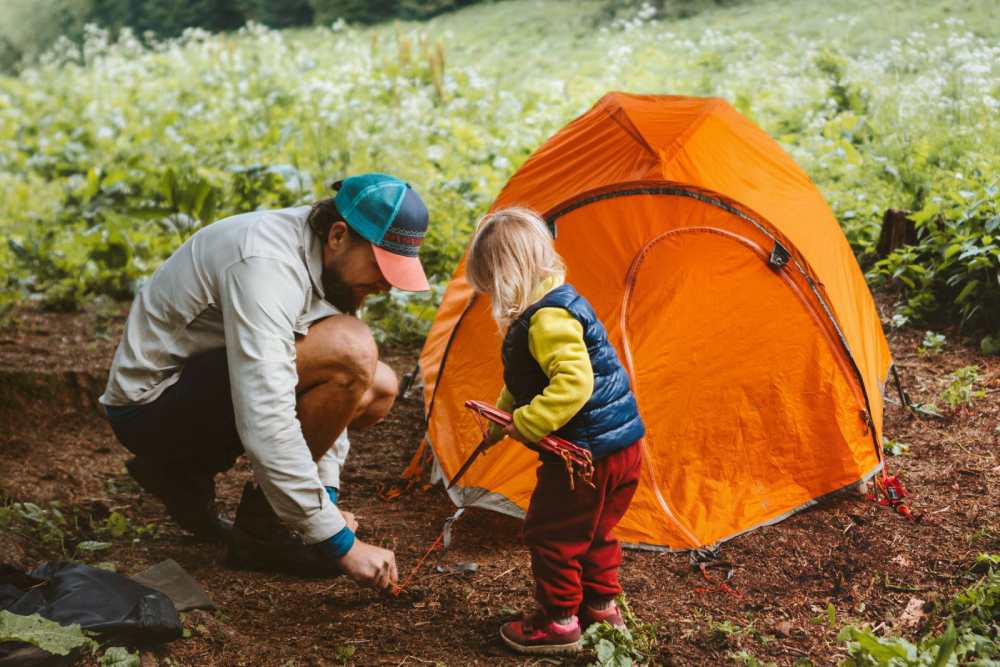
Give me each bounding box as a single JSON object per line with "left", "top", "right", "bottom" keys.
{"left": 417, "top": 92, "right": 892, "bottom": 549}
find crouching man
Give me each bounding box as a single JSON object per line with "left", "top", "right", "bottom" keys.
{"left": 99, "top": 173, "right": 431, "bottom": 589}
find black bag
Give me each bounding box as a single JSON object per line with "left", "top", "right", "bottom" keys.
{"left": 0, "top": 561, "right": 182, "bottom": 664}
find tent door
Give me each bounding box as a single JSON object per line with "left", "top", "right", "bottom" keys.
{"left": 618, "top": 225, "right": 871, "bottom": 547}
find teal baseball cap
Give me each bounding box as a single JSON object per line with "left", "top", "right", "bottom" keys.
{"left": 333, "top": 173, "right": 430, "bottom": 292}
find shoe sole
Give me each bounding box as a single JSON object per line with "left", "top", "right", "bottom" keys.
{"left": 499, "top": 631, "right": 581, "bottom": 655}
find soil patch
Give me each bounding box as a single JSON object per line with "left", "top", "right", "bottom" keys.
{"left": 0, "top": 304, "right": 997, "bottom": 666}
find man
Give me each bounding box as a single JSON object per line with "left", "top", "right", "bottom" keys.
{"left": 99, "top": 173, "right": 431, "bottom": 589}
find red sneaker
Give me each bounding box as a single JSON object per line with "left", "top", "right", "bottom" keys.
{"left": 580, "top": 601, "right": 626, "bottom": 630}
{"left": 500, "top": 611, "right": 581, "bottom": 655}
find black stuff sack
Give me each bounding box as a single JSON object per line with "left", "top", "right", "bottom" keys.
{"left": 1, "top": 561, "right": 181, "bottom": 644}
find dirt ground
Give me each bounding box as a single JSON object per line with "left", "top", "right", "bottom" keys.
{"left": 1, "top": 301, "right": 998, "bottom": 666}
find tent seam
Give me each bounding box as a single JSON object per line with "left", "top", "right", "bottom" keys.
{"left": 602, "top": 94, "right": 658, "bottom": 159}
{"left": 656, "top": 98, "right": 726, "bottom": 173}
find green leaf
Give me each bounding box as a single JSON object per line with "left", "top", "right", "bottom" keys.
{"left": 981, "top": 334, "right": 1000, "bottom": 356}
{"left": 910, "top": 202, "right": 940, "bottom": 225}
{"left": 853, "top": 631, "right": 912, "bottom": 660}
{"left": 76, "top": 540, "right": 113, "bottom": 553}
{"left": 943, "top": 243, "right": 962, "bottom": 260}
{"left": 98, "top": 647, "right": 141, "bottom": 667}
{"left": 929, "top": 622, "right": 957, "bottom": 667}
{"left": 596, "top": 638, "right": 617, "bottom": 662}
{"left": 104, "top": 512, "right": 129, "bottom": 538}
{"left": 0, "top": 611, "right": 90, "bottom": 656}
{"left": 954, "top": 279, "right": 979, "bottom": 304}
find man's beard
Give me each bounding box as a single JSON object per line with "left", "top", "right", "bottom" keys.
{"left": 321, "top": 264, "right": 365, "bottom": 315}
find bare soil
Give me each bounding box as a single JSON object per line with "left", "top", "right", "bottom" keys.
{"left": 1, "top": 302, "right": 998, "bottom": 666}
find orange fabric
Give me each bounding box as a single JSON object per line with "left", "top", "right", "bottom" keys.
{"left": 419, "top": 93, "right": 891, "bottom": 549}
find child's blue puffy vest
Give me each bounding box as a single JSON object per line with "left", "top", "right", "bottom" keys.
{"left": 501, "top": 283, "right": 645, "bottom": 461}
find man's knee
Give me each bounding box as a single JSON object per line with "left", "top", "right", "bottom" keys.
{"left": 374, "top": 362, "right": 399, "bottom": 404}
{"left": 350, "top": 362, "right": 399, "bottom": 429}
{"left": 297, "top": 315, "right": 379, "bottom": 393}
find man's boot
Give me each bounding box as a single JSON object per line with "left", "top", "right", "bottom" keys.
{"left": 125, "top": 457, "right": 233, "bottom": 541}
{"left": 227, "top": 482, "right": 342, "bottom": 577}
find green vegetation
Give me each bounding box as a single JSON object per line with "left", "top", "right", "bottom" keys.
{"left": 0, "top": 0, "right": 502, "bottom": 72}
{"left": 0, "top": 502, "right": 72, "bottom": 552}
{"left": 0, "top": 611, "right": 142, "bottom": 665}
{"left": 882, "top": 437, "right": 910, "bottom": 457}
{"left": 97, "top": 646, "right": 141, "bottom": 666}
{"left": 0, "top": 611, "right": 89, "bottom": 657}
{"left": 840, "top": 554, "right": 1000, "bottom": 666}
{"left": 0, "top": 500, "right": 155, "bottom": 557}
{"left": 581, "top": 595, "right": 657, "bottom": 667}
{"left": 0, "top": 0, "right": 998, "bottom": 345}
{"left": 939, "top": 364, "right": 986, "bottom": 412}
{"left": 917, "top": 331, "right": 946, "bottom": 357}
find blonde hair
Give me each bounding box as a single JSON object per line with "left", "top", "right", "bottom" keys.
{"left": 466, "top": 207, "right": 565, "bottom": 329}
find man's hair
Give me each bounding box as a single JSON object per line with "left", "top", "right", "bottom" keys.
{"left": 466, "top": 207, "right": 565, "bottom": 330}
{"left": 308, "top": 198, "right": 363, "bottom": 243}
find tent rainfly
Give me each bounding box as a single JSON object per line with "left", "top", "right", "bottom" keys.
{"left": 416, "top": 92, "right": 893, "bottom": 550}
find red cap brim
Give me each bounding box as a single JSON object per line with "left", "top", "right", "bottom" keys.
{"left": 372, "top": 244, "right": 430, "bottom": 292}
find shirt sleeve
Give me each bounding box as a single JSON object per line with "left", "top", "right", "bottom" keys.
{"left": 219, "top": 256, "right": 346, "bottom": 544}
{"left": 497, "top": 385, "right": 514, "bottom": 412}
{"left": 511, "top": 307, "right": 594, "bottom": 443}
{"left": 488, "top": 386, "right": 515, "bottom": 441}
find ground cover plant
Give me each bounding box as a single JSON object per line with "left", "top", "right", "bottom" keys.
{"left": 839, "top": 553, "right": 1000, "bottom": 666}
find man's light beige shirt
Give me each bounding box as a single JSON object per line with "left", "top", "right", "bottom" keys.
{"left": 101, "top": 206, "right": 349, "bottom": 543}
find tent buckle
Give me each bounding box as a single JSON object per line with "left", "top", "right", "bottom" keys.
{"left": 768, "top": 242, "right": 790, "bottom": 270}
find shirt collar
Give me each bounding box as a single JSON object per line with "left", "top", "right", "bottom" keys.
{"left": 530, "top": 273, "right": 565, "bottom": 302}
{"left": 299, "top": 206, "right": 326, "bottom": 299}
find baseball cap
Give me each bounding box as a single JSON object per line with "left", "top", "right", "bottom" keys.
{"left": 333, "top": 173, "right": 430, "bottom": 292}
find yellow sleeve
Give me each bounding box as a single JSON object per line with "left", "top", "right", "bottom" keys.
{"left": 512, "top": 307, "right": 594, "bottom": 443}
{"left": 497, "top": 385, "right": 514, "bottom": 412}
{"left": 487, "top": 386, "right": 515, "bottom": 442}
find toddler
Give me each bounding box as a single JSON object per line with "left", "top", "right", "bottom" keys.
{"left": 466, "top": 207, "right": 645, "bottom": 655}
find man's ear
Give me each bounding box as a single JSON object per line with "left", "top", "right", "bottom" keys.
{"left": 326, "top": 221, "right": 349, "bottom": 249}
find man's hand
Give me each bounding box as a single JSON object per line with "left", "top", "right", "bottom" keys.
{"left": 504, "top": 421, "right": 534, "bottom": 445}
{"left": 337, "top": 539, "right": 398, "bottom": 589}
{"left": 341, "top": 510, "right": 359, "bottom": 533}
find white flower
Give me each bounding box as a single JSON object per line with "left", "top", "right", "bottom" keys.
{"left": 426, "top": 145, "right": 445, "bottom": 162}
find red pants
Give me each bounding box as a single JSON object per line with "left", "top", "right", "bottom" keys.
{"left": 523, "top": 442, "right": 642, "bottom": 618}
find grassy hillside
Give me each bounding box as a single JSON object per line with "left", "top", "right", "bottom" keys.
{"left": 1, "top": 0, "right": 998, "bottom": 342}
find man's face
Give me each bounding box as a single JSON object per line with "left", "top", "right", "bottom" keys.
{"left": 321, "top": 222, "right": 391, "bottom": 314}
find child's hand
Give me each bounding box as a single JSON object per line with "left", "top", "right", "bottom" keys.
{"left": 484, "top": 423, "right": 505, "bottom": 447}
{"left": 504, "top": 422, "right": 533, "bottom": 445}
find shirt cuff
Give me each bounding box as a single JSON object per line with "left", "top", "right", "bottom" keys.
{"left": 320, "top": 525, "right": 356, "bottom": 558}
{"left": 512, "top": 407, "right": 545, "bottom": 443}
